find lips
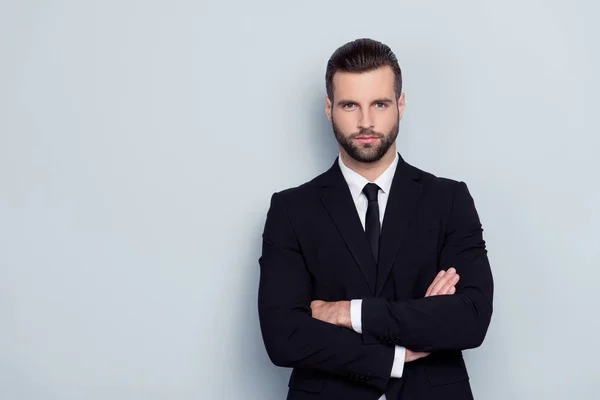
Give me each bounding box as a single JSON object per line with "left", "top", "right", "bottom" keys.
{"left": 354, "top": 136, "right": 380, "bottom": 144}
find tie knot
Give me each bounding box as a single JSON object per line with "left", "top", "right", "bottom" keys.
{"left": 362, "top": 183, "right": 380, "bottom": 202}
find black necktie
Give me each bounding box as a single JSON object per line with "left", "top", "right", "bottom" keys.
{"left": 362, "top": 183, "right": 381, "bottom": 265}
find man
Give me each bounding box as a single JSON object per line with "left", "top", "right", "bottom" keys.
{"left": 258, "top": 38, "right": 493, "bottom": 400}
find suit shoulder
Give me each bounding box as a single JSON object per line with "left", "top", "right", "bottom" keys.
{"left": 408, "top": 163, "right": 474, "bottom": 205}
{"left": 411, "top": 164, "right": 462, "bottom": 189}
{"left": 268, "top": 170, "right": 325, "bottom": 204}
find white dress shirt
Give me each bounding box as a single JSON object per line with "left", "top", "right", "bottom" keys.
{"left": 338, "top": 153, "right": 405, "bottom": 399}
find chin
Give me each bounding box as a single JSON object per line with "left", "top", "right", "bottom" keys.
{"left": 353, "top": 152, "right": 384, "bottom": 163}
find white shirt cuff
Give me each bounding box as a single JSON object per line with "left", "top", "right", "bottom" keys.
{"left": 390, "top": 346, "right": 406, "bottom": 378}
{"left": 350, "top": 299, "right": 362, "bottom": 334}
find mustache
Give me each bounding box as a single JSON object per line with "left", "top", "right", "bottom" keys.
{"left": 349, "top": 129, "right": 385, "bottom": 139}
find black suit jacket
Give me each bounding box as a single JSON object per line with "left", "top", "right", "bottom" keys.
{"left": 258, "top": 153, "right": 494, "bottom": 399}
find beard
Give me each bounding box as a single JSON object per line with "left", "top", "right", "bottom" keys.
{"left": 332, "top": 118, "right": 399, "bottom": 163}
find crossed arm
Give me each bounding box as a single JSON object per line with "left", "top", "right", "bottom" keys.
{"left": 310, "top": 267, "right": 462, "bottom": 363}
{"left": 257, "top": 181, "right": 493, "bottom": 391}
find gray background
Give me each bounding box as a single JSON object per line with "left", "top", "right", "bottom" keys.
{"left": 1, "top": 1, "right": 599, "bottom": 399}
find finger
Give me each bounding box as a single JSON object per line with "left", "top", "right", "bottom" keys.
{"left": 310, "top": 302, "right": 324, "bottom": 318}
{"left": 429, "top": 268, "right": 456, "bottom": 296}
{"left": 438, "top": 274, "right": 460, "bottom": 295}
{"left": 440, "top": 274, "right": 460, "bottom": 295}
{"left": 433, "top": 272, "right": 457, "bottom": 296}
{"left": 428, "top": 270, "right": 450, "bottom": 296}
{"left": 413, "top": 351, "right": 431, "bottom": 361}
{"left": 426, "top": 270, "right": 446, "bottom": 297}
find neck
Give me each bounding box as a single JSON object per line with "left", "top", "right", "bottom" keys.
{"left": 340, "top": 145, "right": 397, "bottom": 182}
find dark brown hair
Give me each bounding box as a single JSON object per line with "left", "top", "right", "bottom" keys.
{"left": 325, "top": 38, "right": 402, "bottom": 101}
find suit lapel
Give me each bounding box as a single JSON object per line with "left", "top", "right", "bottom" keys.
{"left": 318, "top": 160, "right": 377, "bottom": 294}
{"left": 376, "top": 156, "right": 423, "bottom": 296}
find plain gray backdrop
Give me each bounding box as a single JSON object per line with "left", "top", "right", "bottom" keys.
{"left": 1, "top": 1, "right": 599, "bottom": 399}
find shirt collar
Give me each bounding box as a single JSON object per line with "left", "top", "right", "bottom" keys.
{"left": 338, "top": 152, "right": 399, "bottom": 201}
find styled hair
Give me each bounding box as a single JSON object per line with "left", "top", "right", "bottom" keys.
{"left": 325, "top": 38, "right": 402, "bottom": 101}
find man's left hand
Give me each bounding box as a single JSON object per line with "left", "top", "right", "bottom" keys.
{"left": 310, "top": 300, "right": 351, "bottom": 329}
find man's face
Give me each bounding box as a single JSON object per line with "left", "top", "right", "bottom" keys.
{"left": 326, "top": 66, "right": 405, "bottom": 163}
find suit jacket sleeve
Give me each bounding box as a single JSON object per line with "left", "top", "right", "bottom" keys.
{"left": 258, "top": 192, "right": 395, "bottom": 391}
{"left": 360, "top": 181, "right": 494, "bottom": 352}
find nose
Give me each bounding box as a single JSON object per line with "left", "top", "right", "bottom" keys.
{"left": 358, "top": 108, "right": 374, "bottom": 130}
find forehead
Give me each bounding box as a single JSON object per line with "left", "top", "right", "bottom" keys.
{"left": 332, "top": 66, "right": 395, "bottom": 100}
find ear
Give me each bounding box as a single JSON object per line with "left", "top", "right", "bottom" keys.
{"left": 397, "top": 92, "right": 406, "bottom": 120}
{"left": 325, "top": 96, "right": 333, "bottom": 122}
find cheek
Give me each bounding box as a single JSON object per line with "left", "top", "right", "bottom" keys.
{"left": 375, "top": 112, "right": 398, "bottom": 131}
{"left": 333, "top": 112, "right": 357, "bottom": 132}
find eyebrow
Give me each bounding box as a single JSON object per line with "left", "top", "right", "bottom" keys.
{"left": 336, "top": 98, "right": 395, "bottom": 106}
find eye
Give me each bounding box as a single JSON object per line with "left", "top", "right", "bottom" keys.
{"left": 343, "top": 103, "right": 356, "bottom": 109}
{"left": 375, "top": 102, "right": 387, "bottom": 109}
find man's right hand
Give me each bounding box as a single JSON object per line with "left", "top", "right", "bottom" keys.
{"left": 405, "top": 268, "right": 460, "bottom": 363}
{"left": 425, "top": 267, "right": 460, "bottom": 297}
